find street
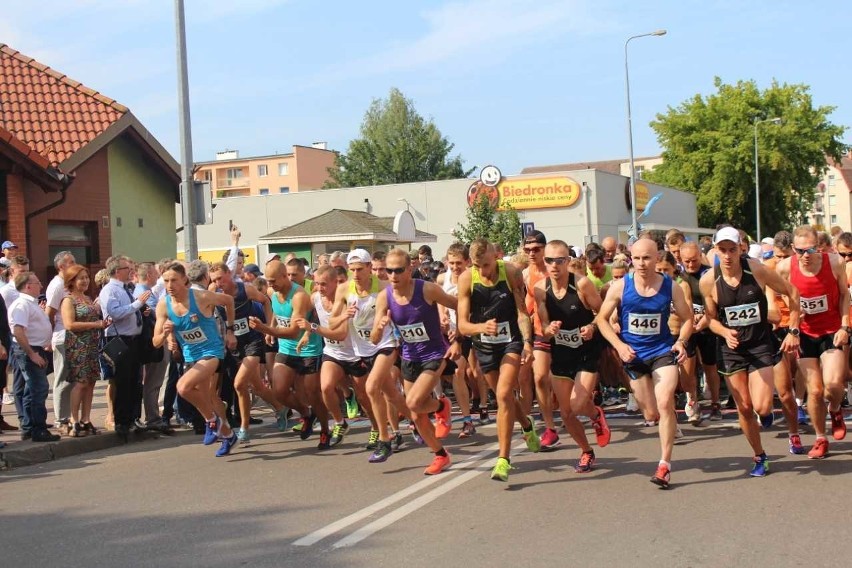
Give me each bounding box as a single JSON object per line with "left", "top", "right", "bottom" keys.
{"left": 2, "top": 410, "right": 851, "bottom": 568}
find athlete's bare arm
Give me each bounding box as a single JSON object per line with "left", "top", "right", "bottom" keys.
{"left": 671, "top": 281, "right": 695, "bottom": 362}
{"left": 577, "top": 276, "right": 603, "bottom": 313}
{"left": 506, "top": 263, "right": 533, "bottom": 343}
{"left": 752, "top": 259, "right": 801, "bottom": 335}
{"left": 595, "top": 279, "right": 634, "bottom": 362}
{"left": 700, "top": 268, "right": 738, "bottom": 349}
{"left": 533, "top": 280, "right": 555, "bottom": 338}
{"left": 830, "top": 253, "right": 851, "bottom": 329}
{"left": 457, "top": 269, "right": 489, "bottom": 337}
{"left": 423, "top": 281, "right": 458, "bottom": 311}
{"left": 196, "top": 289, "right": 237, "bottom": 349}
{"left": 152, "top": 296, "right": 170, "bottom": 348}
{"left": 245, "top": 282, "right": 273, "bottom": 327}
{"left": 327, "top": 281, "right": 352, "bottom": 329}
{"left": 369, "top": 287, "right": 391, "bottom": 345}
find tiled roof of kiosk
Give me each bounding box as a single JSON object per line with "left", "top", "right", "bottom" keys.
{"left": 262, "top": 209, "right": 434, "bottom": 240}
{"left": 0, "top": 43, "right": 128, "bottom": 167}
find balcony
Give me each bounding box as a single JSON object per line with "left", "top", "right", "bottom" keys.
{"left": 216, "top": 177, "right": 250, "bottom": 190}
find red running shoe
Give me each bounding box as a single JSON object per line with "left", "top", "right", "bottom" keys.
{"left": 592, "top": 406, "right": 611, "bottom": 448}
{"left": 574, "top": 450, "right": 596, "bottom": 473}
{"left": 539, "top": 427, "right": 560, "bottom": 450}
{"left": 808, "top": 438, "right": 829, "bottom": 459}
{"left": 829, "top": 410, "right": 846, "bottom": 440}
{"left": 650, "top": 463, "right": 671, "bottom": 488}
{"left": 424, "top": 451, "right": 451, "bottom": 475}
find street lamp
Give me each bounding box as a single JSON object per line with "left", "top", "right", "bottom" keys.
{"left": 625, "top": 29, "right": 666, "bottom": 241}
{"left": 753, "top": 116, "right": 782, "bottom": 241}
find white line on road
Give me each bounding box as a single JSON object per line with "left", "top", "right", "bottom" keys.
{"left": 292, "top": 442, "right": 500, "bottom": 547}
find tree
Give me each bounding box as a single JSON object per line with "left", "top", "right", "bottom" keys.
{"left": 453, "top": 192, "right": 522, "bottom": 255}
{"left": 646, "top": 78, "right": 846, "bottom": 235}
{"left": 326, "top": 88, "right": 472, "bottom": 188}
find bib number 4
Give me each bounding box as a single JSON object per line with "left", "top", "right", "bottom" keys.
{"left": 481, "top": 321, "right": 511, "bottom": 344}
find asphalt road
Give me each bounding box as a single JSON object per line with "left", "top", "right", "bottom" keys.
{"left": 2, "top": 412, "right": 851, "bottom": 568}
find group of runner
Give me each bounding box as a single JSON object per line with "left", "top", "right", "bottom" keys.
{"left": 151, "top": 223, "right": 849, "bottom": 488}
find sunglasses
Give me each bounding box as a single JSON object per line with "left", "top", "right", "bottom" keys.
{"left": 523, "top": 246, "right": 543, "bottom": 254}
{"left": 839, "top": 252, "right": 852, "bottom": 258}
{"left": 544, "top": 257, "right": 568, "bottom": 265}
{"left": 386, "top": 267, "right": 407, "bottom": 275}
{"left": 794, "top": 247, "right": 818, "bottom": 256}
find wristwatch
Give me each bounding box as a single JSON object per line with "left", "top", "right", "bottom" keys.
{"left": 225, "top": 324, "right": 235, "bottom": 332}
{"left": 310, "top": 323, "right": 319, "bottom": 332}
{"left": 788, "top": 328, "right": 800, "bottom": 337}
{"left": 842, "top": 326, "right": 852, "bottom": 335}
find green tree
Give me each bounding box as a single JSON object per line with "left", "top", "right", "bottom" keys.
{"left": 453, "top": 192, "right": 522, "bottom": 255}
{"left": 326, "top": 88, "right": 472, "bottom": 188}
{"left": 647, "top": 78, "right": 846, "bottom": 235}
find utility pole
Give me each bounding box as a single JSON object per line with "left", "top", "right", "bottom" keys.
{"left": 175, "top": 0, "right": 197, "bottom": 260}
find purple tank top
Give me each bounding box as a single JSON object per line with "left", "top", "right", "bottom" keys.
{"left": 386, "top": 279, "right": 448, "bottom": 362}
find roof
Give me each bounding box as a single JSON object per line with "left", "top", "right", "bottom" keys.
{"left": 521, "top": 156, "right": 659, "bottom": 176}
{"left": 0, "top": 43, "right": 128, "bottom": 167}
{"left": 259, "top": 209, "right": 435, "bottom": 243}
{"left": 0, "top": 125, "right": 70, "bottom": 191}
{"left": 195, "top": 145, "right": 335, "bottom": 166}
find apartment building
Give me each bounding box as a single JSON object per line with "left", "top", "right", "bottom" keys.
{"left": 195, "top": 143, "right": 336, "bottom": 198}
{"left": 807, "top": 152, "right": 852, "bottom": 231}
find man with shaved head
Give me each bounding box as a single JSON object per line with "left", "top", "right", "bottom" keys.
{"left": 601, "top": 236, "right": 618, "bottom": 264}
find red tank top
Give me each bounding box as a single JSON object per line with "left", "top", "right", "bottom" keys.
{"left": 790, "top": 253, "right": 840, "bottom": 337}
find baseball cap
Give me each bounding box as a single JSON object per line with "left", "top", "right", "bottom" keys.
{"left": 748, "top": 244, "right": 762, "bottom": 259}
{"left": 761, "top": 237, "right": 774, "bottom": 245}
{"left": 523, "top": 230, "right": 547, "bottom": 245}
{"left": 713, "top": 227, "right": 741, "bottom": 245}
{"left": 243, "top": 263, "right": 262, "bottom": 277}
{"left": 2, "top": 241, "right": 17, "bottom": 250}
{"left": 264, "top": 253, "right": 280, "bottom": 265}
{"left": 347, "top": 248, "right": 372, "bottom": 265}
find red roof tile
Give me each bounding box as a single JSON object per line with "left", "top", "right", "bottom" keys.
{"left": 0, "top": 43, "right": 128, "bottom": 167}
{"left": 0, "top": 125, "right": 52, "bottom": 170}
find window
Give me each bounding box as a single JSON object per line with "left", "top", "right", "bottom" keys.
{"left": 258, "top": 164, "right": 268, "bottom": 177}
{"left": 279, "top": 187, "right": 290, "bottom": 194}
{"left": 259, "top": 188, "right": 269, "bottom": 195}
{"left": 202, "top": 170, "right": 212, "bottom": 181}
{"left": 829, "top": 194, "right": 837, "bottom": 206}
{"left": 829, "top": 174, "right": 836, "bottom": 187}
{"left": 831, "top": 214, "right": 838, "bottom": 225}
{"left": 278, "top": 163, "right": 289, "bottom": 176}
{"left": 225, "top": 168, "right": 244, "bottom": 179}
{"left": 634, "top": 165, "right": 645, "bottom": 179}
{"left": 48, "top": 222, "right": 99, "bottom": 266}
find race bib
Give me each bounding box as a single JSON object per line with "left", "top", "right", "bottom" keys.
{"left": 398, "top": 322, "right": 430, "bottom": 343}
{"left": 800, "top": 295, "right": 828, "bottom": 315}
{"left": 481, "top": 321, "right": 511, "bottom": 344}
{"left": 554, "top": 327, "right": 582, "bottom": 348}
{"left": 232, "top": 317, "right": 250, "bottom": 336}
{"left": 326, "top": 338, "right": 342, "bottom": 346}
{"left": 355, "top": 327, "right": 372, "bottom": 341}
{"left": 692, "top": 303, "right": 705, "bottom": 315}
{"left": 724, "top": 302, "right": 760, "bottom": 327}
{"left": 627, "top": 313, "right": 661, "bottom": 336}
{"left": 275, "top": 315, "right": 290, "bottom": 328}
{"left": 179, "top": 327, "right": 208, "bottom": 345}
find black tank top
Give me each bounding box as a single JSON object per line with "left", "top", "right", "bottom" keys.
{"left": 470, "top": 260, "right": 521, "bottom": 351}
{"left": 545, "top": 274, "right": 594, "bottom": 331}
{"left": 714, "top": 257, "right": 769, "bottom": 348}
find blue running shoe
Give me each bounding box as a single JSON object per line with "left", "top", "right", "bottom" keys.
{"left": 797, "top": 406, "right": 809, "bottom": 425}
{"left": 216, "top": 431, "right": 238, "bottom": 457}
{"left": 749, "top": 453, "right": 769, "bottom": 477}
{"left": 789, "top": 434, "right": 806, "bottom": 455}
{"left": 759, "top": 412, "right": 774, "bottom": 429}
{"left": 203, "top": 418, "right": 220, "bottom": 446}
{"left": 275, "top": 407, "right": 289, "bottom": 432}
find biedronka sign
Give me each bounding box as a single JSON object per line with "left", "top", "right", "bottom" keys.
{"left": 467, "top": 175, "right": 582, "bottom": 211}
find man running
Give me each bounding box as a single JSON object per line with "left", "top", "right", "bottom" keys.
{"left": 596, "top": 237, "right": 693, "bottom": 488}
{"left": 457, "top": 239, "right": 540, "bottom": 482}
{"left": 370, "top": 248, "right": 460, "bottom": 475}
{"left": 700, "top": 227, "right": 801, "bottom": 476}
{"left": 535, "top": 240, "right": 611, "bottom": 473}
{"left": 152, "top": 262, "right": 239, "bottom": 457}
{"left": 776, "top": 225, "right": 849, "bottom": 458}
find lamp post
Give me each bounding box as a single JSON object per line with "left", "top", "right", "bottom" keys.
{"left": 753, "top": 117, "right": 782, "bottom": 241}
{"left": 625, "top": 30, "right": 666, "bottom": 241}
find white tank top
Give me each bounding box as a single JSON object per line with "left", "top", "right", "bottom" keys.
{"left": 313, "top": 292, "right": 358, "bottom": 361}
{"left": 347, "top": 277, "right": 397, "bottom": 357}
{"left": 442, "top": 272, "right": 459, "bottom": 328}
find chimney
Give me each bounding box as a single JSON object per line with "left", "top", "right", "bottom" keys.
{"left": 312, "top": 141, "right": 328, "bottom": 150}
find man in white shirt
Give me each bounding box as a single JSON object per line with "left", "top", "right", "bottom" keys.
{"left": 3, "top": 255, "right": 30, "bottom": 428}
{"left": 44, "top": 251, "right": 75, "bottom": 430}
{"left": 9, "top": 272, "right": 60, "bottom": 442}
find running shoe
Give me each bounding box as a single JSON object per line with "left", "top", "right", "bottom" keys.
{"left": 575, "top": 450, "right": 596, "bottom": 473}
{"left": 522, "top": 415, "right": 540, "bottom": 453}
{"left": 368, "top": 440, "right": 392, "bottom": 463}
{"left": 709, "top": 403, "right": 723, "bottom": 421}
{"left": 317, "top": 431, "right": 331, "bottom": 450}
{"left": 330, "top": 422, "right": 349, "bottom": 446}
{"left": 625, "top": 393, "right": 639, "bottom": 413}
{"left": 759, "top": 411, "right": 774, "bottom": 430}
{"left": 215, "top": 431, "right": 238, "bottom": 457}
{"left": 365, "top": 429, "right": 379, "bottom": 450}
{"left": 490, "top": 457, "right": 511, "bottom": 482}
{"left": 650, "top": 463, "right": 671, "bottom": 488}
{"left": 275, "top": 407, "right": 289, "bottom": 432}
{"left": 299, "top": 414, "right": 315, "bottom": 441}
{"left": 424, "top": 451, "right": 452, "bottom": 475}
{"left": 1, "top": 392, "right": 13, "bottom": 405}
{"left": 749, "top": 453, "right": 769, "bottom": 477}
{"left": 592, "top": 406, "right": 611, "bottom": 448}
{"left": 539, "top": 427, "right": 560, "bottom": 450}
{"left": 479, "top": 408, "right": 491, "bottom": 425}
{"left": 236, "top": 428, "right": 250, "bottom": 446}
{"left": 345, "top": 388, "right": 360, "bottom": 420}
{"left": 459, "top": 420, "right": 476, "bottom": 439}
{"left": 808, "top": 438, "right": 829, "bottom": 459}
{"left": 797, "top": 405, "right": 809, "bottom": 425}
{"left": 203, "top": 418, "right": 220, "bottom": 446}
{"left": 392, "top": 431, "right": 405, "bottom": 452}
{"left": 435, "top": 396, "right": 452, "bottom": 439}
{"left": 725, "top": 395, "right": 736, "bottom": 409}
{"left": 788, "top": 434, "right": 805, "bottom": 455}
{"left": 685, "top": 400, "right": 702, "bottom": 425}
{"left": 675, "top": 425, "right": 684, "bottom": 439}
{"left": 829, "top": 409, "right": 846, "bottom": 440}
{"left": 410, "top": 424, "right": 425, "bottom": 445}
{"left": 642, "top": 419, "right": 659, "bottom": 427}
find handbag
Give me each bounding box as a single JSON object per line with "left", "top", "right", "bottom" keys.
{"left": 99, "top": 322, "right": 128, "bottom": 369}
{"left": 138, "top": 312, "right": 164, "bottom": 364}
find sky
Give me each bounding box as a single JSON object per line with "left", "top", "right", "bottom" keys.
{"left": 2, "top": 0, "right": 849, "bottom": 176}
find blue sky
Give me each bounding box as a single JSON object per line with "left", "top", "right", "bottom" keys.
{"left": 3, "top": 0, "right": 848, "bottom": 175}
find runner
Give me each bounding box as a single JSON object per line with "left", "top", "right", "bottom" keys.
{"left": 534, "top": 240, "right": 611, "bottom": 473}
{"left": 370, "top": 248, "right": 460, "bottom": 474}
{"left": 457, "top": 239, "right": 540, "bottom": 482}
{"left": 776, "top": 225, "right": 849, "bottom": 458}
{"left": 596, "top": 237, "right": 693, "bottom": 488}
{"left": 208, "top": 262, "right": 288, "bottom": 445}
{"left": 152, "top": 262, "right": 239, "bottom": 457}
{"left": 700, "top": 227, "right": 801, "bottom": 476}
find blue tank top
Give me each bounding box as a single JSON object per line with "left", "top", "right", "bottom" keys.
{"left": 166, "top": 290, "right": 224, "bottom": 363}
{"left": 618, "top": 273, "right": 674, "bottom": 360}
{"left": 271, "top": 284, "right": 322, "bottom": 357}
{"left": 386, "top": 279, "right": 447, "bottom": 362}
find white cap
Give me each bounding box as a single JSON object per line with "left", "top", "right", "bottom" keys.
{"left": 761, "top": 237, "right": 774, "bottom": 245}
{"left": 347, "top": 248, "right": 372, "bottom": 265}
{"left": 748, "top": 243, "right": 762, "bottom": 259}
{"left": 713, "top": 227, "right": 741, "bottom": 245}
{"left": 264, "top": 252, "right": 280, "bottom": 265}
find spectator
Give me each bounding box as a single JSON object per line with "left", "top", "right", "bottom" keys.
{"left": 61, "top": 265, "right": 108, "bottom": 437}
{"left": 286, "top": 257, "right": 313, "bottom": 293}
{"left": 0, "top": 240, "right": 18, "bottom": 268}
{"left": 93, "top": 268, "right": 115, "bottom": 430}
{"left": 9, "top": 272, "right": 59, "bottom": 442}
{"left": 135, "top": 262, "right": 169, "bottom": 430}
{"left": 0, "top": 287, "right": 12, "bottom": 436}
{"left": 371, "top": 250, "right": 388, "bottom": 281}
{"left": 329, "top": 251, "right": 347, "bottom": 268}
{"left": 315, "top": 253, "right": 329, "bottom": 267}
{"left": 417, "top": 245, "right": 433, "bottom": 264}
{"left": 45, "top": 250, "right": 76, "bottom": 432}
{"left": 0, "top": 255, "right": 29, "bottom": 308}
{"left": 242, "top": 264, "right": 262, "bottom": 283}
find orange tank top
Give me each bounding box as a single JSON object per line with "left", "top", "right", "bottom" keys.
{"left": 525, "top": 263, "right": 547, "bottom": 336}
